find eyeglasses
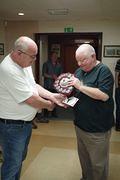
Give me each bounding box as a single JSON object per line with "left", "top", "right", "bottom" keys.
{"left": 18, "top": 50, "right": 36, "bottom": 59}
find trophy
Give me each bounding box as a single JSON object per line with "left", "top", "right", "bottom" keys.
{"left": 54, "top": 73, "right": 79, "bottom": 107}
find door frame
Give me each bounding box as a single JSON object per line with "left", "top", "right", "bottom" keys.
{"left": 34, "top": 32, "right": 102, "bottom": 83}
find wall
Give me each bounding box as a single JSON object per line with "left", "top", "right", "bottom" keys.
{"left": 0, "top": 21, "right": 5, "bottom": 62}
{"left": 38, "top": 19, "right": 120, "bottom": 78}
{"left": 2, "top": 20, "right": 39, "bottom": 74}
{"left": 4, "top": 21, "right": 39, "bottom": 51}
{"left": 39, "top": 35, "right": 48, "bottom": 85}
{"left": 0, "top": 19, "right": 120, "bottom": 78}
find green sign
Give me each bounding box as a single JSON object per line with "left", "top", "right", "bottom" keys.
{"left": 64, "top": 27, "right": 74, "bottom": 33}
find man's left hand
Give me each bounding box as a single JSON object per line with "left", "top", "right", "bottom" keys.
{"left": 52, "top": 93, "right": 67, "bottom": 107}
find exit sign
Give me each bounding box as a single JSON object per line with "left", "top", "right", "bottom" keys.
{"left": 64, "top": 27, "right": 74, "bottom": 33}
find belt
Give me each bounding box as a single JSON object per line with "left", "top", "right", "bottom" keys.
{"left": 0, "top": 118, "right": 32, "bottom": 124}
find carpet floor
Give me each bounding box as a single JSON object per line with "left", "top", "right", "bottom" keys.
{"left": 20, "top": 120, "right": 120, "bottom": 180}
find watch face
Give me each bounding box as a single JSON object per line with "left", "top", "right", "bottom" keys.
{"left": 54, "top": 73, "right": 74, "bottom": 95}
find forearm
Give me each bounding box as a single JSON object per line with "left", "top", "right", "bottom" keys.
{"left": 36, "top": 84, "right": 66, "bottom": 107}
{"left": 24, "top": 93, "right": 53, "bottom": 110}
{"left": 78, "top": 85, "right": 109, "bottom": 101}
{"left": 36, "top": 84, "right": 53, "bottom": 100}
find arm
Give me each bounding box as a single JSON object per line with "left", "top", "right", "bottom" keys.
{"left": 36, "top": 84, "right": 66, "bottom": 106}
{"left": 68, "top": 77, "right": 109, "bottom": 101}
{"left": 24, "top": 92, "right": 55, "bottom": 111}
{"left": 79, "top": 85, "right": 109, "bottom": 101}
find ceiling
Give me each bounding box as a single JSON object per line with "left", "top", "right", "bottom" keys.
{"left": 0, "top": 0, "right": 120, "bottom": 21}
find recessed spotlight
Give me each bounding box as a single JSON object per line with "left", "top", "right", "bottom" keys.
{"left": 18, "top": 12, "right": 24, "bottom": 16}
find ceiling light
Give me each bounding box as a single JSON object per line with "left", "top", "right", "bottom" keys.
{"left": 18, "top": 12, "right": 24, "bottom": 16}
{"left": 48, "top": 9, "right": 69, "bottom": 15}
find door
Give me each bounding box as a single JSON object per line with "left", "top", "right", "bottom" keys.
{"left": 64, "top": 45, "right": 78, "bottom": 73}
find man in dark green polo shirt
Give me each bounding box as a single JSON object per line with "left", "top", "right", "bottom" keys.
{"left": 68, "top": 44, "right": 114, "bottom": 180}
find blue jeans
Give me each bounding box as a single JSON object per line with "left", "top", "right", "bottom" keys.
{"left": 0, "top": 121, "right": 32, "bottom": 180}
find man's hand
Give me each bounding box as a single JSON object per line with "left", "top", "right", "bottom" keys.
{"left": 67, "top": 77, "right": 83, "bottom": 90}
{"left": 51, "top": 93, "right": 67, "bottom": 107}
{"left": 36, "top": 84, "right": 67, "bottom": 107}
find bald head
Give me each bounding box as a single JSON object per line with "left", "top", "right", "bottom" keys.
{"left": 75, "top": 44, "right": 98, "bottom": 72}
{"left": 76, "top": 44, "right": 95, "bottom": 59}
{"left": 11, "top": 36, "right": 38, "bottom": 68}
{"left": 14, "top": 36, "right": 37, "bottom": 52}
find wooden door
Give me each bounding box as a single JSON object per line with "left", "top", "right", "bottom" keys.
{"left": 64, "top": 45, "right": 78, "bottom": 73}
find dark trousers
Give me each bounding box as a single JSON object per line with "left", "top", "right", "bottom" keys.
{"left": 44, "top": 107, "right": 57, "bottom": 117}
{"left": 115, "top": 87, "right": 120, "bottom": 128}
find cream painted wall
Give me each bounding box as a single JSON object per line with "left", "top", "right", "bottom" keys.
{"left": 39, "top": 35, "right": 48, "bottom": 85}
{"left": 38, "top": 19, "right": 120, "bottom": 78}
{"left": 2, "top": 20, "right": 39, "bottom": 75}
{"left": 1, "top": 19, "right": 120, "bottom": 77}
{"left": 4, "top": 21, "right": 39, "bottom": 52}
{"left": 0, "top": 21, "right": 5, "bottom": 62}
{"left": 0, "top": 19, "right": 120, "bottom": 82}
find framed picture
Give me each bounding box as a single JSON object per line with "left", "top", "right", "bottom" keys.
{"left": 0, "top": 43, "right": 4, "bottom": 55}
{"left": 104, "top": 45, "right": 120, "bottom": 57}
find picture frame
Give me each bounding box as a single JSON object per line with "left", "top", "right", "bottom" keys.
{"left": 104, "top": 45, "right": 120, "bottom": 57}
{"left": 0, "top": 43, "right": 4, "bottom": 55}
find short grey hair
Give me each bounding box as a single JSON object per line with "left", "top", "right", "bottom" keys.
{"left": 76, "top": 44, "right": 95, "bottom": 58}
{"left": 13, "top": 36, "right": 36, "bottom": 52}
